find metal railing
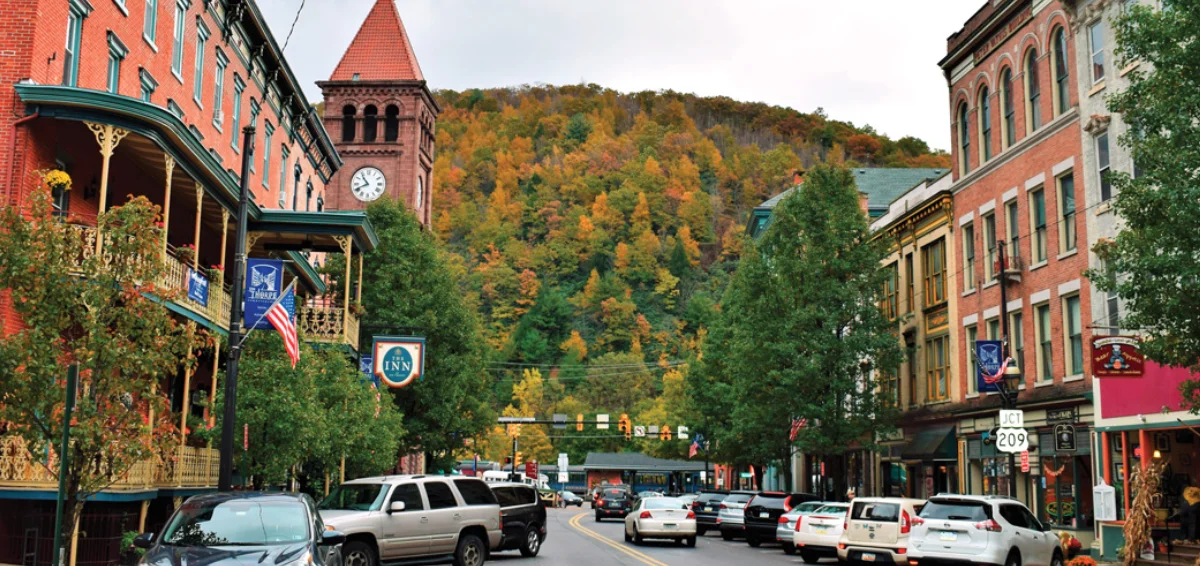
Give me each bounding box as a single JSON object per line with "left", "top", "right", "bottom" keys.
{"left": 0, "top": 435, "right": 218, "bottom": 491}
{"left": 297, "top": 304, "right": 360, "bottom": 347}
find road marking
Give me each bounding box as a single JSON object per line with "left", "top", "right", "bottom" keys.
{"left": 567, "top": 512, "right": 672, "bottom": 566}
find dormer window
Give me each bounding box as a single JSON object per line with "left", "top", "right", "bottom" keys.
{"left": 352, "top": 73, "right": 360, "bottom": 81}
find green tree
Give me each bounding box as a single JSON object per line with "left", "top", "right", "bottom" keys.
{"left": 360, "top": 200, "right": 493, "bottom": 471}
{"left": 1095, "top": 2, "right": 1200, "bottom": 411}
{"left": 0, "top": 184, "right": 204, "bottom": 553}
{"left": 694, "top": 164, "right": 902, "bottom": 488}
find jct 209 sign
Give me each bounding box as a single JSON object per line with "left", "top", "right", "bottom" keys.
{"left": 1092, "top": 336, "right": 1145, "bottom": 377}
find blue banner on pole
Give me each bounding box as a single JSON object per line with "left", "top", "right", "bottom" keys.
{"left": 187, "top": 268, "right": 209, "bottom": 307}
{"left": 975, "top": 340, "right": 1003, "bottom": 393}
{"left": 360, "top": 356, "right": 380, "bottom": 388}
{"left": 244, "top": 258, "right": 284, "bottom": 329}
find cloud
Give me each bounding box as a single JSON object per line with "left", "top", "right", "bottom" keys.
{"left": 262, "top": 0, "right": 985, "bottom": 151}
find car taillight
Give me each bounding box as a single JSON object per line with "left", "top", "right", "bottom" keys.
{"left": 900, "top": 510, "right": 911, "bottom": 534}
{"left": 719, "top": 503, "right": 727, "bottom": 509}
{"left": 911, "top": 517, "right": 925, "bottom": 527}
{"left": 640, "top": 511, "right": 652, "bottom": 519}
{"left": 796, "top": 516, "right": 806, "bottom": 532}
{"left": 843, "top": 519, "right": 848, "bottom": 531}
{"left": 898, "top": 548, "right": 907, "bottom": 555}
{"left": 778, "top": 516, "right": 790, "bottom": 524}
{"left": 783, "top": 496, "right": 793, "bottom": 512}
{"left": 596, "top": 498, "right": 604, "bottom": 507}
{"left": 747, "top": 496, "right": 756, "bottom": 508}
{"left": 692, "top": 501, "right": 701, "bottom": 510}
{"left": 687, "top": 511, "right": 696, "bottom": 519}
{"left": 974, "top": 519, "right": 1002, "bottom": 532}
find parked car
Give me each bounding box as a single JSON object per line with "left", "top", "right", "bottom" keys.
{"left": 594, "top": 485, "right": 637, "bottom": 521}
{"left": 624, "top": 497, "right": 697, "bottom": 547}
{"left": 638, "top": 490, "right": 664, "bottom": 499}
{"left": 717, "top": 492, "right": 757, "bottom": 540}
{"left": 133, "top": 493, "right": 345, "bottom": 566}
{"left": 690, "top": 490, "right": 731, "bottom": 536}
{"left": 777, "top": 501, "right": 836, "bottom": 555}
{"left": 490, "top": 483, "right": 547, "bottom": 558}
{"left": 677, "top": 493, "right": 700, "bottom": 508}
{"left": 792, "top": 502, "right": 850, "bottom": 562}
{"left": 744, "top": 492, "right": 820, "bottom": 547}
{"left": 559, "top": 491, "right": 584, "bottom": 507}
{"left": 837, "top": 497, "right": 927, "bottom": 565}
{"left": 908, "top": 495, "right": 1064, "bottom": 566}
{"left": 318, "top": 475, "right": 502, "bottom": 566}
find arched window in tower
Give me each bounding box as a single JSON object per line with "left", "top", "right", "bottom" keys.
{"left": 1025, "top": 48, "right": 1042, "bottom": 132}
{"left": 1000, "top": 67, "right": 1015, "bottom": 149}
{"left": 385, "top": 105, "right": 400, "bottom": 142}
{"left": 416, "top": 175, "right": 424, "bottom": 210}
{"left": 978, "top": 86, "right": 992, "bottom": 162}
{"left": 341, "top": 105, "right": 356, "bottom": 142}
{"left": 363, "top": 105, "right": 378, "bottom": 142}
{"left": 958, "top": 102, "right": 970, "bottom": 176}
{"left": 1052, "top": 27, "right": 1070, "bottom": 116}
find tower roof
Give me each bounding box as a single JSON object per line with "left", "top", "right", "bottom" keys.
{"left": 329, "top": 0, "right": 424, "bottom": 82}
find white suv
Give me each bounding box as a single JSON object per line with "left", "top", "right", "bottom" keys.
{"left": 838, "top": 497, "right": 926, "bottom": 565}
{"left": 908, "top": 495, "right": 1064, "bottom": 566}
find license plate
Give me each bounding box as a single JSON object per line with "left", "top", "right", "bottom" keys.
{"left": 760, "top": 512, "right": 769, "bottom": 518}
{"left": 863, "top": 553, "right": 877, "bottom": 562}
{"left": 705, "top": 507, "right": 713, "bottom": 512}
{"left": 609, "top": 503, "right": 621, "bottom": 508}
{"left": 815, "top": 528, "right": 828, "bottom": 535}
{"left": 664, "top": 523, "right": 676, "bottom": 529}
{"left": 940, "top": 531, "right": 958, "bottom": 542}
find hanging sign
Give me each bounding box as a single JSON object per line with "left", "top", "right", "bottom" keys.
{"left": 360, "top": 356, "right": 380, "bottom": 387}
{"left": 187, "top": 268, "right": 209, "bottom": 307}
{"left": 1020, "top": 450, "right": 1030, "bottom": 473}
{"left": 975, "top": 340, "right": 1004, "bottom": 393}
{"left": 373, "top": 335, "right": 427, "bottom": 388}
{"left": 244, "top": 258, "right": 284, "bottom": 329}
{"left": 1054, "top": 424, "right": 1077, "bottom": 452}
{"left": 1092, "top": 336, "right": 1145, "bottom": 377}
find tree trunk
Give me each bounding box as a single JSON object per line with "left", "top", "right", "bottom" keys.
{"left": 60, "top": 473, "right": 83, "bottom": 566}
{"left": 783, "top": 445, "right": 794, "bottom": 492}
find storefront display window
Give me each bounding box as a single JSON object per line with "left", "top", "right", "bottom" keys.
{"left": 982, "top": 457, "right": 1011, "bottom": 496}
{"left": 1039, "top": 429, "right": 1093, "bottom": 529}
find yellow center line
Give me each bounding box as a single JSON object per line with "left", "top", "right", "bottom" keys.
{"left": 567, "top": 511, "right": 672, "bottom": 566}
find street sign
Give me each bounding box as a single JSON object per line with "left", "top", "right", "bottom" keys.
{"left": 498, "top": 417, "right": 536, "bottom": 423}
{"left": 975, "top": 340, "right": 1004, "bottom": 393}
{"left": 552, "top": 413, "right": 567, "bottom": 429}
{"left": 558, "top": 453, "right": 568, "bottom": 469}
{"left": 996, "top": 427, "right": 1029, "bottom": 453}
{"left": 677, "top": 426, "right": 689, "bottom": 440}
{"left": 739, "top": 472, "right": 752, "bottom": 479}
{"left": 525, "top": 460, "right": 538, "bottom": 479}
{"left": 647, "top": 425, "right": 659, "bottom": 436}
{"left": 373, "top": 336, "right": 427, "bottom": 388}
{"left": 633, "top": 425, "right": 646, "bottom": 438}
{"left": 1020, "top": 450, "right": 1030, "bottom": 472}
{"left": 1054, "top": 424, "right": 1077, "bottom": 451}
{"left": 558, "top": 471, "right": 568, "bottom": 483}
{"left": 999, "top": 409, "right": 1024, "bottom": 428}
{"left": 597, "top": 414, "right": 609, "bottom": 430}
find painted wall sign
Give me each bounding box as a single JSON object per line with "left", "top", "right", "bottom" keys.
{"left": 187, "top": 268, "right": 209, "bottom": 307}
{"left": 1092, "top": 335, "right": 1145, "bottom": 377}
{"left": 975, "top": 340, "right": 1004, "bottom": 393}
{"left": 373, "top": 336, "right": 427, "bottom": 388}
{"left": 244, "top": 258, "right": 284, "bottom": 329}
{"left": 1046, "top": 408, "right": 1077, "bottom": 424}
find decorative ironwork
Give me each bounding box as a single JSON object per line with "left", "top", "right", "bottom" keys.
{"left": 85, "top": 123, "right": 130, "bottom": 159}
{"left": 297, "top": 304, "right": 359, "bottom": 347}
{"left": 0, "top": 435, "right": 216, "bottom": 491}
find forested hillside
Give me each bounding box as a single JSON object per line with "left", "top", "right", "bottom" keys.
{"left": 430, "top": 85, "right": 949, "bottom": 462}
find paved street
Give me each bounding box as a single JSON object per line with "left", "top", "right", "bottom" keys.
{"left": 493, "top": 508, "right": 825, "bottom": 566}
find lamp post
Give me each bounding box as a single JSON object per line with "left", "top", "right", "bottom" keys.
{"left": 996, "top": 240, "right": 1021, "bottom": 497}
{"left": 218, "top": 126, "right": 255, "bottom": 492}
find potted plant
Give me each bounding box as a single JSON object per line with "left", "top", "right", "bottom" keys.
{"left": 349, "top": 301, "right": 367, "bottom": 317}
{"left": 42, "top": 169, "right": 71, "bottom": 192}
{"left": 206, "top": 264, "right": 224, "bottom": 285}
{"left": 176, "top": 243, "right": 196, "bottom": 264}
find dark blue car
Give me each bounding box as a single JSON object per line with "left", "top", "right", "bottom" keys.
{"left": 133, "top": 492, "right": 346, "bottom": 566}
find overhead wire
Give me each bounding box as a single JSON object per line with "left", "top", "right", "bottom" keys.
{"left": 281, "top": 0, "right": 306, "bottom": 52}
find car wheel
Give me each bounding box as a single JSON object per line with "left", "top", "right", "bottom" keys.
{"left": 721, "top": 531, "right": 734, "bottom": 541}
{"left": 453, "top": 534, "right": 485, "bottom": 566}
{"left": 342, "top": 541, "right": 376, "bottom": 566}
{"left": 633, "top": 525, "right": 643, "bottom": 545}
{"left": 800, "top": 549, "right": 819, "bottom": 564}
{"left": 782, "top": 542, "right": 796, "bottom": 555}
{"left": 686, "top": 536, "right": 697, "bottom": 548}
{"left": 747, "top": 534, "right": 761, "bottom": 547}
{"left": 624, "top": 527, "right": 632, "bottom": 543}
{"left": 595, "top": 513, "right": 602, "bottom": 522}
{"left": 1005, "top": 550, "right": 1022, "bottom": 566}
{"left": 1051, "top": 551, "right": 1064, "bottom": 566}
{"left": 696, "top": 526, "right": 708, "bottom": 536}
{"left": 519, "top": 527, "right": 542, "bottom": 558}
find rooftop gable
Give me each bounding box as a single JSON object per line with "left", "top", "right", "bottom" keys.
{"left": 329, "top": 0, "right": 425, "bottom": 82}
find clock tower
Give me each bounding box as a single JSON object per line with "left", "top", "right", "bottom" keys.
{"left": 318, "top": 0, "right": 438, "bottom": 225}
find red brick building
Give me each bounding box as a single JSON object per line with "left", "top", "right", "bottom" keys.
{"left": 941, "top": 0, "right": 1094, "bottom": 538}
{"left": 318, "top": 0, "right": 438, "bottom": 224}
{"left": 0, "top": 0, "right": 381, "bottom": 563}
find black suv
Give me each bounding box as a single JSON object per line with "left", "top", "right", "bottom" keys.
{"left": 690, "top": 490, "right": 730, "bottom": 535}
{"left": 490, "top": 483, "right": 546, "bottom": 557}
{"left": 744, "top": 492, "right": 819, "bottom": 547}
{"left": 593, "top": 485, "right": 636, "bottom": 521}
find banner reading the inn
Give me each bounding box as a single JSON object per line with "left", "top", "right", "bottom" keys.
{"left": 244, "top": 258, "right": 284, "bottom": 330}
{"left": 373, "top": 336, "right": 427, "bottom": 389}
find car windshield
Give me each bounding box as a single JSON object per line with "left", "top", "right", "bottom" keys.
{"left": 162, "top": 500, "right": 309, "bottom": 546}
{"left": 814, "top": 504, "right": 849, "bottom": 515}
{"left": 318, "top": 484, "right": 387, "bottom": 511}
{"left": 642, "top": 498, "right": 686, "bottom": 510}
{"left": 724, "top": 494, "right": 752, "bottom": 504}
{"left": 603, "top": 489, "right": 628, "bottom": 497}
{"left": 921, "top": 501, "right": 990, "bottom": 521}
{"left": 794, "top": 502, "right": 826, "bottom": 515}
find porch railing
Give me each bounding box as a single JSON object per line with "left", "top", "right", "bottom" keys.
{"left": 0, "top": 435, "right": 217, "bottom": 491}
{"left": 297, "top": 304, "right": 360, "bottom": 348}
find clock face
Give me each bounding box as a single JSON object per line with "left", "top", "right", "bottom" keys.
{"left": 351, "top": 167, "right": 386, "bottom": 202}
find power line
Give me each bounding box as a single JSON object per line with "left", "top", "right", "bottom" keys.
{"left": 488, "top": 365, "right": 684, "bottom": 382}
{"left": 486, "top": 360, "right": 686, "bottom": 369}
{"left": 281, "top": 0, "right": 306, "bottom": 52}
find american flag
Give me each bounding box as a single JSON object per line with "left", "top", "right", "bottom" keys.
{"left": 689, "top": 433, "right": 704, "bottom": 459}
{"left": 266, "top": 282, "right": 299, "bottom": 369}
{"left": 789, "top": 417, "right": 808, "bottom": 441}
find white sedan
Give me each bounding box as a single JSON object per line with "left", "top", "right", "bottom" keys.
{"left": 794, "top": 503, "right": 850, "bottom": 564}
{"left": 624, "top": 497, "right": 697, "bottom": 547}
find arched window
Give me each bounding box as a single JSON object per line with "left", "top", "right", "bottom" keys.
{"left": 958, "top": 102, "right": 971, "bottom": 176}
{"left": 1052, "top": 27, "right": 1070, "bottom": 116}
{"left": 341, "top": 105, "right": 356, "bottom": 142}
{"left": 416, "top": 175, "right": 424, "bottom": 210}
{"left": 978, "top": 86, "right": 993, "bottom": 162}
{"left": 1024, "top": 48, "right": 1042, "bottom": 132}
{"left": 1000, "top": 68, "right": 1016, "bottom": 148}
{"left": 385, "top": 105, "right": 400, "bottom": 142}
{"left": 362, "top": 105, "right": 378, "bottom": 142}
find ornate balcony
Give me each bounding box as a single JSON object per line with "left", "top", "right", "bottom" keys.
{"left": 0, "top": 435, "right": 218, "bottom": 492}
{"left": 297, "top": 304, "right": 360, "bottom": 348}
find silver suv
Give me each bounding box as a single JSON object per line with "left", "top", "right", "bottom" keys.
{"left": 318, "top": 475, "right": 502, "bottom": 566}
{"left": 908, "top": 495, "right": 1063, "bottom": 566}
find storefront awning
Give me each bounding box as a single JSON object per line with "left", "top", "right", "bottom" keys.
{"left": 901, "top": 425, "right": 957, "bottom": 460}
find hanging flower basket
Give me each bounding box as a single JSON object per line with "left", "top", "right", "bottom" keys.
{"left": 176, "top": 244, "right": 196, "bottom": 264}
{"left": 349, "top": 302, "right": 367, "bottom": 317}
{"left": 42, "top": 170, "right": 72, "bottom": 192}
{"left": 205, "top": 264, "right": 224, "bottom": 284}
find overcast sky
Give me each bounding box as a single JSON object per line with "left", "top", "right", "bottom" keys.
{"left": 259, "top": 0, "right": 985, "bottom": 152}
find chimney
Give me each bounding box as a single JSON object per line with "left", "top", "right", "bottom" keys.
{"left": 859, "top": 191, "right": 870, "bottom": 216}
{"left": 793, "top": 169, "right": 805, "bottom": 186}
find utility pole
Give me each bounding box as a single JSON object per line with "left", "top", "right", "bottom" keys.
{"left": 996, "top": 240, "right": 1018, "bottom": 498}
{"left": 219, "top": 126, "right": 255, "bottom": 492}
{"left": 510, "top": 434, "right": 519, "bottom": 482}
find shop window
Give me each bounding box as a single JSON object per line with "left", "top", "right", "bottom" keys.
{"left": 1039, "top": 431, "right": 1094, "bottom": 529}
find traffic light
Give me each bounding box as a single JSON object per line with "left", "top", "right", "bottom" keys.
{"left": 577, "top": 414, "right": 584, "bottom": 432}
{"left": 660, "top": 426, "right": 672, "bottom": 440}
{"left": 619, "top": 414, "right": 632, "bottom": 440}
{"left": 515, "top": 451, "right": 523, "bottom": 467}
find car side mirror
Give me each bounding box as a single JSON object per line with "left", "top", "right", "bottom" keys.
{"left": 321, "top": 530, "right": 347, "bottom": 546}
{"left": 132, "top": 533, "right": 155, "bottom": 549}
{"left": 389, "top": 501, "right": 406, "bottom": 513}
